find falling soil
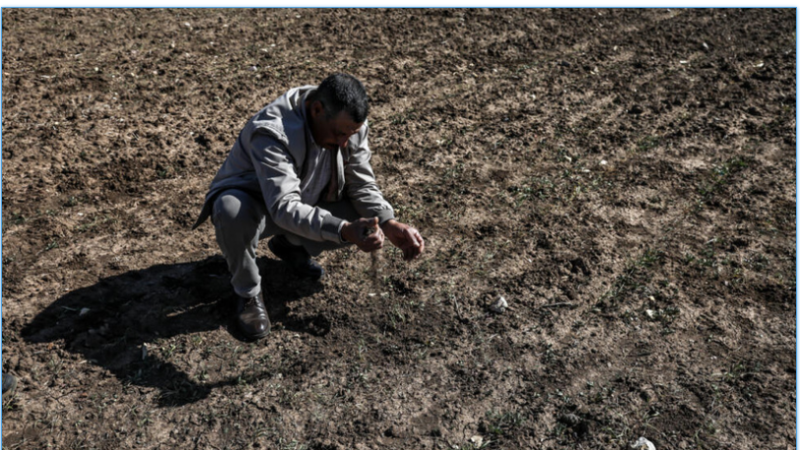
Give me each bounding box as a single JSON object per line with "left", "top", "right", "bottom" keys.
{"left": 2, "top": 8, "right": 795, "bottom": 450}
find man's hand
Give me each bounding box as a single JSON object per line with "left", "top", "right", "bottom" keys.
{"left": 341, "top": 217, "right": 385, "bottom": 252}
{"left": 381, "top": 219, "right": 425, "bottom": 261}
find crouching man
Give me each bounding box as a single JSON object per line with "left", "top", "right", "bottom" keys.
{"left": 193, "top": 73, "right": 425, "bottom": 340}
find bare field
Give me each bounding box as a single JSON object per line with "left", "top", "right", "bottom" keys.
{"left": 1, "top": 8, "right": 796, "bottom": 450}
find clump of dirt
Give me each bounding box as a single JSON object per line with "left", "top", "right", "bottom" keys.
{"left": 2, "top": 8, "right": 795, "bottom": 450}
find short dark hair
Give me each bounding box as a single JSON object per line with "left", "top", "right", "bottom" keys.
{"left": 308, "top": 73, "right": 369, "bottom": 123}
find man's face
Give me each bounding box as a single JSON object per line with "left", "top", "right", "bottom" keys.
{"left": 308, "top": 101, "right": 363, "bottom": 151}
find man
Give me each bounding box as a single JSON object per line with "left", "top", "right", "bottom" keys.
{"left": 193, "top": 73, "right": 425, "bottom": 340}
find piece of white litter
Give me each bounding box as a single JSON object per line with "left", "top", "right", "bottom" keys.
{"left": 79, "top": 307, "right": 91, "bottom": 317}
{"left": 490, "top": 296, "right": 508, "bottom": 313}
{"left": 600, "top": 160, "right": 608, "bottom": 165}
{"left": 702, "top": 42, "right": 710, "bottom": 50}
{"left": 680, "top": 60, "right": 689, "bottom": 64}
{"left": 469, "top": 436, "right": 484, "bottom": 447}
{"left": 755, "top": 63, "right": 764, "bottom": 68}
{"left": 645, "top": 309, "right": 656, "bottom": 319}
{"left": 368, "top": 293, "right": 376, "bottom": 297}
{"left": 631, "top": 437, "right": 656, "bottom": 450}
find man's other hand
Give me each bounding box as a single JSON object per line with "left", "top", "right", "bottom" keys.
{"left": 381, "top": 219, "right": 425, "bottom": 261}
{"left": 342, "top": 217, "right": 385, "bottom": 252}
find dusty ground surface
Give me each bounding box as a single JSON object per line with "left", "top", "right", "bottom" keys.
{"left": 1, "top": 8, "right": 796, "bottom": 450}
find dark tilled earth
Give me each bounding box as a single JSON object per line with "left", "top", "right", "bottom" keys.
{"left": 1, "top": 8, "right": 796, "bottom": 450}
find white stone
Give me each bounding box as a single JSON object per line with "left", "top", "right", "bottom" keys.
{"left": 631, "top": 437, "right": 656, "bottom": 450}
{"left": 490, "top": 296, "right": 508, "bottom": 313}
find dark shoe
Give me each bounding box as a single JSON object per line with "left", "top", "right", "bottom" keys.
{"left": 268, "top": 235, "right": 325, "bottom": 280}
{"left": 2, "top": 373, "right": 17, "bottom": 396}
{"left": 236, "top": 292, "right": 271, "bottom": 340}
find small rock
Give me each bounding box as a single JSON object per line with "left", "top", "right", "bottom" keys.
{"left": 469, "top": 435, "right": 483, "bottom": 447}
{"left": 640, "top": 386, "right": 657, "bottom": 402}
{"left": 558, "top": 413, "right": 590, "bottom": 436}
{"left": 490, "top": 296, "right": 508, "bottom": 313}
{"left": 632, "top": 437, "right": 656, "bottom": 450}
{"left": 558, "top": 413, "right": 581, "bottom": 427}
{"left": 249, "top": 66, "right": 258, "bottom": 71}
{"left": 79, "top": 307, "right": 91, "bottom": 317}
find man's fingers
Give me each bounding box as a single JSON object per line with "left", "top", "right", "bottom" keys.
{"left": 404, "top": 228, "right": 420, "bottom": 247}
{"left": 413, "top": 230, "right": 424, "bottom": 251}
{"left": 363, "top": 231, "right": 384, "bottom": 250}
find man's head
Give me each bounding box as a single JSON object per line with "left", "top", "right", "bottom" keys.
{"left": 306, "top": 73, "right": 369, "bottom": 151}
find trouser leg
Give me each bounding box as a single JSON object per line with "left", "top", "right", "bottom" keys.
{"left": 212, "top": 189, "right": 271, "bottom": 298}
{"left": 213, "top": 191, "right": 372, "bottom": 293}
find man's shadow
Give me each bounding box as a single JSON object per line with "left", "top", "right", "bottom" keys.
{"left": 21, "top": 255, "right": 325, "bottom": 407}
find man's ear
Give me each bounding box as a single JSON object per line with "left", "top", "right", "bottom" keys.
{"left": 310, "top": 101, "right": 325, "bottom": 120}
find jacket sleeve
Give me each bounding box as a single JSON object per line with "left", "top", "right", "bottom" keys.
{"left": 344, "top": 125, "right": 396, "bottom": 225}
{"left": 249, "top": 132, "right": 346, "bottom": 243}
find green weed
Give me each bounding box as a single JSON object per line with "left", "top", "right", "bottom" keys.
{"left": 481, "top": 409, "right": 526, "bottom": 437}
{"left": 635, "top": 135, "right": 661, "bottom": 152}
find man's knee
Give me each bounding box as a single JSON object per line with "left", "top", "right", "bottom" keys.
{"left": 213, "top": 190, "right": 263, "bottom": 233}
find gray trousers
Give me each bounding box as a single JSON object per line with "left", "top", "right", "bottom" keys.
{"left": 212, "top": 189, "right": 357, "bottom": 298}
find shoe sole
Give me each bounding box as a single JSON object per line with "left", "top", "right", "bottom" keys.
{"left": 246, "top": 330, "right": 270, "bottom": 340}
{"left": 2, "top": 377, "right": 18, "bottom": 397}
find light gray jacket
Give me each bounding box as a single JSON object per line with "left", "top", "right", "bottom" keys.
{"left": 192, "top": 86, "right": 395, "bottom": 243}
